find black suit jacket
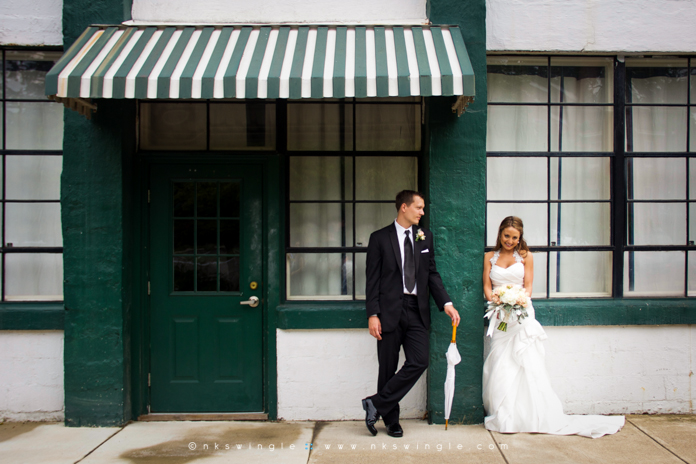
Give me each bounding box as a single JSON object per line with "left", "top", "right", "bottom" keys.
{"left": 365, "top": 223, "right": 452, "bottom": 332}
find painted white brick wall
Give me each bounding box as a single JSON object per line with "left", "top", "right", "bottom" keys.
{"left": 0, "top": 331, "right": 64, "bottom": 422}
{"left": 484, "top": 325, "right": 695, "bottom": 416}
{"left": 131, "top": 0, "right": 428, "bottom": 25}
{"left": 277, "top": 329, "right": 426, "bottom": 421}
{"left": 281, "top": 326, "right": 694, "bottom": 421}
{"left": 0, "top": 0, "right": 63, "bottom": 46}
{"left": 487, "top": 0, "right": 696, "bottom": 53}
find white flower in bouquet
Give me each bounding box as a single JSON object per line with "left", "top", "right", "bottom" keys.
{"left": 484, "top": 284, "right": 529, "bottom": 335}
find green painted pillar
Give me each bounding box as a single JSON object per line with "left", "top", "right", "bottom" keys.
{"left": 427, "top": 0, "right": 487, "bottom": 424}
{"left": 62, "top": 0, "right": 134, "bottom": 427}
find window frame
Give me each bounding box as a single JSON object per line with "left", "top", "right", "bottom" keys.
{"left": 485, "top": 54, "right": 696, "bottom": 299}
{"left": 282, "top": 98, "right": 425, "bottom": 302}
{"left": 0, "top": 46, "right": 64, "bottom": 303}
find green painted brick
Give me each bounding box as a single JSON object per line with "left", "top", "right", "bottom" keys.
{"left": 427, "top": 0, "right": 487, "bottom": 426}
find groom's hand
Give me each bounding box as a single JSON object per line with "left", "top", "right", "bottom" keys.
{"left": 444, "top": 305, "right": 460, "bottom": 327}
{"left": 368, "top": 315, "right": 382, "bottom": 340}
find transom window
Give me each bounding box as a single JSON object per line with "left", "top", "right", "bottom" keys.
{"left": 487, "top": 55, "right": 696, "bottom": 298}
{"left": 1, "top": 48, "right": 64, "bottom": 301}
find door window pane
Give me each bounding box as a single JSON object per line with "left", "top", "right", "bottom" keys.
{"left": 220, "top": 256, "right": 240, "bottom": 292}
{"left": 174, "top": 257, "right": 195, "bottom": 292}
{"left": 197, "top": 257, "right": 218, "bottom": 291}
{"left": 220, "top": 220, "right": 240, "bottom": 254}
{"left": 220, "top": 183, "right": 241, "bottom": 217}
{"left": 174, "top": 183, "right": 195, "bottom": 217}
{"left": 174, "top": 220, "right": 194, "bottom": 254}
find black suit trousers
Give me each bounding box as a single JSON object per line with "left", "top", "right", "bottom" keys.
{"left": 371, "top": 294, "right": 429, "bottom": 425}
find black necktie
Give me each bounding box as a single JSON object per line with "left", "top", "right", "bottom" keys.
{"left": 404, "top": 230, "right": 415, "bottom": 293}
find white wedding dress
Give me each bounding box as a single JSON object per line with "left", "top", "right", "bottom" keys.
{"left": 482, "top": 250, "right": 624, "bottom": 438}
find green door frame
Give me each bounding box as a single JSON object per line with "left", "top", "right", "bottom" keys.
{"left": 128, "top": 153, "right": 282, "bottom": 420}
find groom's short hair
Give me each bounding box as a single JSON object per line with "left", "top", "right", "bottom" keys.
{"left": 395, "top": 190, "right": 424, "bottom": 211}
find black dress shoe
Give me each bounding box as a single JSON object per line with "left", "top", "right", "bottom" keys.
{"left": 386, "top": 422, "right": 403, "bottom": 438}
{"left": 362, "top": 398, "right": 379, "bottom": 436}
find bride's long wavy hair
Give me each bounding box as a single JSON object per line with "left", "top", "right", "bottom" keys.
{"left": 493, "top": 216, "right": 530, "bottom": 256}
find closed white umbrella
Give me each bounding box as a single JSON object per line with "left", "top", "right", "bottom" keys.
{"left": 444, "top": 322, "right": 461, "bottom": 430}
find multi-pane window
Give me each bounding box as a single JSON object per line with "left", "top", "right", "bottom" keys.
{"left": 625, "top": 58, "right": 695, "bottom": 297}
{"left": 487, "top": 55, "right": 696, "bottom": 298}
{"left": 286, "top": 99, "right": 421, "bottom": 300}
{"left": 1, "top": 49, "right": 64, "bottom": 301}
{"left": 487, "top": 57, "right": 614, "bottom": 298}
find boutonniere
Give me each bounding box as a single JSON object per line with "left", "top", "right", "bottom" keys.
{"left": 416, "top": 229, "right": 426, "bottom": 241}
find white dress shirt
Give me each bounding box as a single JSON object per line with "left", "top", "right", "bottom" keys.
{"left": 394, "top": 220, "right": 418, "bottom": 295}
{"left": 394, "top": 219, "right": 453, "bottom": 307}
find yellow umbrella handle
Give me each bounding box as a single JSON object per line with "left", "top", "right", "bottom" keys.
{"left": 451, "top": 321, "right": 457, "bottom": 344}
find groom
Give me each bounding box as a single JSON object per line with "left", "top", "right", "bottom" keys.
{"left": 362, "top": 190, "right": 460, "bottom": 437}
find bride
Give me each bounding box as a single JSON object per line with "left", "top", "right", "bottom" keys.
{"left": 482, "top": 216, "right": 624, "bottom": 438}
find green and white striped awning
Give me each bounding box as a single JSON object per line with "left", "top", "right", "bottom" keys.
{"left": 45, "top": 25, "right": 474, "bottom": 100}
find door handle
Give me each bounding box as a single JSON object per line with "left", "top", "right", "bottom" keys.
{"left": 240, "top": 296, "right": 260, "bottom": 308}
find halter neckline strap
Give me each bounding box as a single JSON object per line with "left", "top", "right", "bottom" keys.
{"left": 490, "top": 249, "right": 523, "bottom": 266}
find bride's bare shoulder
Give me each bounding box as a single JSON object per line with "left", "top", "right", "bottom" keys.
{"left": 484, "top": 250, "right": 495, "bottom": 262}
{"left": 520, "top": 250, "right": 533, "bottom": 264}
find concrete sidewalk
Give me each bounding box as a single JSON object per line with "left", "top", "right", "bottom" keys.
{"left": 0, "top": 415, "right": 694, "bottom": 464}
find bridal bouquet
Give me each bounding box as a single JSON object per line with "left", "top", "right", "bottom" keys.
{"left": 484, "top": 284, "right": 529, "bottom": 336}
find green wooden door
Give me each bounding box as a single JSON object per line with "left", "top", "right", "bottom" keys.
{"left": 149, "top": 163, "right": 263, "bottom": 412}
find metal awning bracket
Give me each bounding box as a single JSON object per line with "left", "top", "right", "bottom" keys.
{"left": 452, "top": 96, "right": 474, "bottom": 117}
{"left": 49, "top": 95, "right": 97, "bottom": 119}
